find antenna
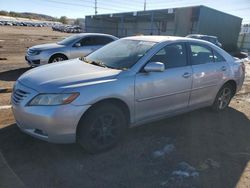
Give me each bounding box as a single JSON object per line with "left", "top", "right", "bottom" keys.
{"left": 95, "top": 0, "right": 97, "bottom": 15}
{"left": 144, "top": 0, "right": 146, "bottom": 11}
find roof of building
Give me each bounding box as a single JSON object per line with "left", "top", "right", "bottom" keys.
{"left": 86, "top": 5, "right": 241, "bottom": 20}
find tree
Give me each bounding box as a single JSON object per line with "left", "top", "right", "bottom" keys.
{"left": 74, "top": 18, "right": 80, "bottom": 25}
{"left": 9, "top": 11, "right": 18, "bottom": 17}
{"left": 0, "top": 10, "right": 9, "bottom": 16}
{"left": 59, "top": 16, "right": 67, "bottom": 24}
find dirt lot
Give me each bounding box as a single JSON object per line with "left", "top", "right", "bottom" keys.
{"left": 0, "top": 26, "right": 250, "bottom": 188}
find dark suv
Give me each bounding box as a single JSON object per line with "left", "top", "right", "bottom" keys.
{"left": 186, "top": 34, "right": 222, "bottom": 48}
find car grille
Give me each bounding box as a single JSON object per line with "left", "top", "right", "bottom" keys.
{"left": 12, "top": 89, "right": 29, "bottom": 105}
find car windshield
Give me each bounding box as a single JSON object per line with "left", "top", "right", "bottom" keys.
{"left": 57, "top": 35, "right": 80, "bottom": 45}
{"left": 83, "top": 39, "right": 156, "bottom": 70}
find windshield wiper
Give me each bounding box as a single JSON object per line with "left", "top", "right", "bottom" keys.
{"left": 91, "top": 60, "right": 108, "bottom": 68}
{"left": 80, "top": 57, "right": 114, "bottom": 69}
{"left": 79, "top": 57, "right": 89, "bottom": 63}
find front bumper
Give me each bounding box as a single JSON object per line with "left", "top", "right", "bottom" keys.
{"left": 12, "top": 81, "right": 90, "bottom": 143}
{"left": 25, "top": 54, "right": 49, "bottom": 67}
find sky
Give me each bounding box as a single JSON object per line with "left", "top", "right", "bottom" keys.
{"left": 0, "top": 0, "right": 250, "bottom": 23}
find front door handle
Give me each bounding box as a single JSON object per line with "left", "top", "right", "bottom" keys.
{"left": 221, "top": 66, "right": 227, "bottom": 71}
{"left": 182, "top": 72, "right": 192, "bottom": 78}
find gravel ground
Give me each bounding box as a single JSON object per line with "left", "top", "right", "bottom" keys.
{"left": 0, "top": 26, "right": 250, "bottom": 188}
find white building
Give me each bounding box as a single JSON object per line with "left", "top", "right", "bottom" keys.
{"left": 241, "top": 24, "right": 250, "bottom": 33}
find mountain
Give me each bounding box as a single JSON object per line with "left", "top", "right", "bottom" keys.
{"left": 0, "top": 10, "right": 58, "bottom": 21}
{"left": 19, "top": 12, "right": 57, "bottom": 21}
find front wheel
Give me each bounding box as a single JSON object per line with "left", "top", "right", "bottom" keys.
{"left": 77, "top": 104, "right": 127, "bottom": 153}
{"left": 49, "top": 54, "right": 67, "bottom": 63}
{"left": 212, "top": 84, "right": 234, "bottom": 111}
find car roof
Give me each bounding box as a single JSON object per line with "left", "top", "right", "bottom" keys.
{"left": 123, "top": 35, "right": 210, "bottom": 43}
{"left": 74, "top": 33, "right": 117, "bottom": 38}
{"left": 186, "top": 34, "right": 217, "bottom": 39}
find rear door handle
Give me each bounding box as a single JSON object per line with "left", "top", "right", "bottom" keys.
{"left": 182, "top": 72, "right": 192, "bottom": 78}
{"left": 221, "top": 66, "right": 227, "bottom": 71}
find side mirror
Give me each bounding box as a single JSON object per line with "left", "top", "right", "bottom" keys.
{"left": 74, "top": 42, "right": 81, "bottom": 47}
{"left": 144, "top": 62, "right": 165, "bottom": 72}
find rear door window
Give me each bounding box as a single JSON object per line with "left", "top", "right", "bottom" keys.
{"left": 213, "top": 50, "right": 226, "bottom": 62}
{"left": 205, "top": 37, "right": 216, "bottom": 44}
{"left": 189, "top": 44, "right": 214, "bottom": 65}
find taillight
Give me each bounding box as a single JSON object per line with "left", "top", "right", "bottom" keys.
{"left": 242, "top": 63, "right": 245, "bottom": 72}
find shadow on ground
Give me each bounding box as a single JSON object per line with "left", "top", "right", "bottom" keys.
{"left": 0, "top": 107, "right": 250, "bottom": 188}
{"left": 0, "top": 68, "right": 31, "bottom": 82}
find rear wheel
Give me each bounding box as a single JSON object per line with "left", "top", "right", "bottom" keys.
{"left": 49, "top": 54, "right": 67, "bottom": 63}
{"left": 77, "top": 104, "right": 127, "bottom": 153}
{"left": 212, "top": 84, "right": 234, "bottom": 111}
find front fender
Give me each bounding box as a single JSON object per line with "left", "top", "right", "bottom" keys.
{"left": 64, "top": 76, "right": 135, "bottom": 123}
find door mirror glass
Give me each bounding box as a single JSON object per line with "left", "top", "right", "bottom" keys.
{"left": 144, "top": 62, "right": 165, "bottom": 72}
{"left": 74, "top": 42, "right": 81, "bottom": 47}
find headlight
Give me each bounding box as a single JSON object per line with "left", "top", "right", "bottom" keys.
{"left": 33, "top": 50, "right": 41, "bottom": 55}
{"left": 28, "top": 93, "right": 79, "bottom": 106}
{"left": 34, "top": 50, "right": 41, "bottom": 55}
{"left": 28, "top": 49, "right": 41, "bottom": 55}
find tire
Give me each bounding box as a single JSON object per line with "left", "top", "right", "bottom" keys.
{"left": 212, "top": 83, "right": 234, "bottom": 111}
{"left": 49, "top": 54, "right": 67, "bottom": 63}
{"left": 77, "top": 104, "right": 127, "bottom": 154}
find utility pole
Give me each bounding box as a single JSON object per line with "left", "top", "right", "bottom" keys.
{"left": 95, "top": 0, "right": 97, "bottom": 15}
{"left": 144, "top": 0, "right": 146, "bottom": 11}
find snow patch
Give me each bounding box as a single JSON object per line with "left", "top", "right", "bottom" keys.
{"left": 160, "top": 162, "right": 199, "bottom": 187}
{"left": 152, "top": 144, "right": 175, "bottom": 158}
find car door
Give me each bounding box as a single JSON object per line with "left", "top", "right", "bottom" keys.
{"left": 135, "top": 43, "right": 193, "bottom": 122}
{"left": 70, "top": 36, "right": 114, "bottom": 59}
{"left": 70, "top": 36, "right": 97, "bottom": 58}
{"left": 188, "top": 43, "right": 229, "bottom": 107}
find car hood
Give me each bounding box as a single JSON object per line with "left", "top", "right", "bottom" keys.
{"left": 18, "top": 59, "right": 122, "bottom": 93}
{"left": 30, "top": 43, "right": 64, "bottom": 50}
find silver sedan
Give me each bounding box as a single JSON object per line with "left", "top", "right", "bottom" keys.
{"left": 25, "top": 33, "right": 118, "bottom": 67}
{"left": 13, "top": 36, "right": 245, "bottom": 153}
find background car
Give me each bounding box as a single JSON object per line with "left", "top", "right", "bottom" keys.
{"left": 25, "top": 33, "right": 118, "bottom": 66}
{"left": 186, "top": 34, "right": 222, "bottom": 47}
{"left": 52, "top": 24, "right": 82, "bottom": 33}
{"left": 13, "top": 36, "right": 245, "bottom": 153}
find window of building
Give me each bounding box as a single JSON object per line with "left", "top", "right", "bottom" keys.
{"left": 161, "top": 21, "right": 167, "bottom": 32}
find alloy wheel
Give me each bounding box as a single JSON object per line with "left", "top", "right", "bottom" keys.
{"left": 217, "top": 87, "right": 232, "bottom": 110}
{"left": 89, "top": 113, "right": 118, "bottom": 146}
{"left": 52, "top": 57, "right": 64, "bottom": 62}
